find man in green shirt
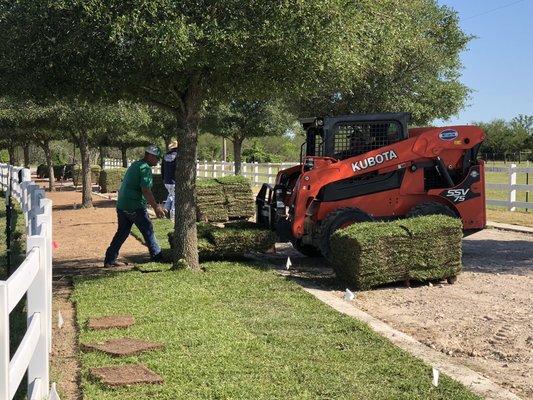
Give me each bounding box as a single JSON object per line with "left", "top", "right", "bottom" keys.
{"left": 104, "top": 145, "right": 166, "bottom": 267}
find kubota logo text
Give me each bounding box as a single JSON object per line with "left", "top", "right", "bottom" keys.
{"left": 351, "top": 150, "right": 398, "bottom": 172}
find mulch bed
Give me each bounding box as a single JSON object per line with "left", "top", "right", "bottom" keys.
{"left": 90, "top": 364, "right": 164, "bottom": 387}
{"left": 82, "top": 338, "right": 164, "bottom": 357}
{"left": 87, "top": 315, "right": 135, "bottom": 330}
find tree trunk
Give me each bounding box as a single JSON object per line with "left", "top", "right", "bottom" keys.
{"left": 23, "top": 144, "right": 30, "bottom": 168}
{"left": 172, "top": 76, "right": 202, "bottom": 271}
{"left": 78, "top": 133, "right": 93, "bottom": 208}
{"left": 8, "top": 145, "right": 17, "bottom": 166}
{"left": 164, "top": 137, "right": 171, "bottom": 151}
{"left": 120, "top": 147, "right": 128, "bottom": 168}
{"left": 233, "top": 136, "right": 244, "bottom": 175}
{"left": 42, "top": 140, "right": 55, "bottom": 191}
{"left": 99, "top": 146, "right": 106, "bottom": 169}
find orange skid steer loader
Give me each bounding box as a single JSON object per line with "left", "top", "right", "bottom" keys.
{"left": 256, "top": 113, "right": 486, "bottom": 257}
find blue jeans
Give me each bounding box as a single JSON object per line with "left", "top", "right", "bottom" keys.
{"left": 104, "top": 208, "right": 161, "bottom": 265}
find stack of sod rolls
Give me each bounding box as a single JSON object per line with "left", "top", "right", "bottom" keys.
{"left": 168, "top": 221, "right": 276, "bottom": 260}
{"left": 99, "top": 168, "right": 126, "bottom": 193}
{"left": 329, "top": 215, "right": 463, "bottom": 289}
{"left": 151, "top": 174, "right": 167, "bottom": 203}
{"left": 196, "top": 179, "right": 228, "bottom": 222}
{"left": 216, "top": 175, "right": 254, "bottom": 220}
{"left": 72, "top": 165, "right": 101, "bottom": 187}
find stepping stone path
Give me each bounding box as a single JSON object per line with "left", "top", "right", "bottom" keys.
{"left": 86, "top": 315, "right": 164, "bottom": 387}
{"left": 87, "top": 315, "right": 135, "bottom": 330}
{"left": 90, "top": 364, "right": 164, "bottom": 387}
{"left": 83, "top": 338, "right": 164, "bottom": 357}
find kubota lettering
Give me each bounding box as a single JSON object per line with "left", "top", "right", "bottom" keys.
{"left": 351, "top": 150, "right": 398, "bottom": 172}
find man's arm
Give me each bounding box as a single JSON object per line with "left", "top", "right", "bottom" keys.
{"left": 142, "top": 187, "right": 166, "bottom": 218}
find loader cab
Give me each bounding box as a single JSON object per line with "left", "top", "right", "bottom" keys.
{"left": 301, "top": 112, "right": 410, "bottom": 161}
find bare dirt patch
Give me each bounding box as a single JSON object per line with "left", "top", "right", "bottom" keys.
{"left": 270, "top": 228, "right": 533, "bottom": 399}
{"left": 89, "top": 364, "right": 164, "bottom": 387}
{"left": 87, "top": 315, "right": 135, "bottom": 331}
{"left": 82, "top": 338, "right": 163, "bottom": 357}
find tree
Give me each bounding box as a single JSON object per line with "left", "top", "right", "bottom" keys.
{"left": 293, "top": 1, "right": 471, "bottom": 125}
{"left": 0, "top": 0, "right": 470, "bottom": 269}
{"left": 97, "top": 101, "right": 153, "bottom": 167}
{"left": 203, "top": 100, "right": 295, "bottom": 174}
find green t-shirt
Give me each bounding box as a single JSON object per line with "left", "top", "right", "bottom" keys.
{"left": 117, "top": 160, "right": 153, "bottom": 211}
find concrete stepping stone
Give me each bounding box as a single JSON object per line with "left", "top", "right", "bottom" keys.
{"left": 90, "top": 364, "right": 163, "bottom": 387}
{"left": 87, "top": 315, "right": 135, "bottom": 330}
{"left": 83, "top": 338, "right": 164, "bottom": 357}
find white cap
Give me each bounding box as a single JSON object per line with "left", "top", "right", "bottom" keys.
{"left": 145, "top": 145, "right": 161, "bottom": 158}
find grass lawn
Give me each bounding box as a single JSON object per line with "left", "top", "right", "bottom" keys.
{"left": 486, "top": 208, "right": 533, "bottom": 227}
{"left": 73, "top": 262, "right": 480, "bottom": 399}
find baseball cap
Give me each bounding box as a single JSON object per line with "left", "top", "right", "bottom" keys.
{"left": 145, "top": 145, "right": 162, "bottom": 158}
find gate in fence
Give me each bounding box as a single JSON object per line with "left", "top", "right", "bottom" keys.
{"left": 0, "top": 164, "right": 53, "bottom": 400}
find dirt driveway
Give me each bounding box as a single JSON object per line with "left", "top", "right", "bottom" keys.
{"left": 274, "top": 228, "right": 533, "bottom": 399}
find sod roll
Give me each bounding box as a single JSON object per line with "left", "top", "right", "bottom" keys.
{"left": 196, "top": 178, "right": 228, "bottom": 222}
{"left": 99, "top": 168, "right": 126, "bottom": 193}
{"left": 151, "top": 174, "right": 167, "bottom": 203}
{"left": 329, "top": 215, "right": 462, "bottom": 289}
{"left": 168, "top": 221, "right": 276, "bottom": 261}
{"left": 72, "top": 165, "right": 101, "bottom": 187}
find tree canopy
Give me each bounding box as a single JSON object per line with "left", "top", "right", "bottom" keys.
{"left": 0, "top": 0, "right": 473, "bottom": 269}
{"left": 202, "top": 100, "right": 295, "bottom": 174}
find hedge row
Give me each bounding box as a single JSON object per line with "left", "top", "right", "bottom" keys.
{"left": 329, "top": 215, "right": 463, "bottom": 289}
{"left": 72, "top": 165, "right": 101, "bottom": 187}
{"left": 169, "top": 221, "right": 276, "bottom": 260}
{"left": 99, "top": 168, "right": 126, "bottom": 193}
{"left": 36, "top": 164, "right": 74, "bottom": 180}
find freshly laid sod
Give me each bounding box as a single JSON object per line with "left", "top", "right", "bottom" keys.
{"left": 73, "top": 262, "right": 480, "bottom": 399}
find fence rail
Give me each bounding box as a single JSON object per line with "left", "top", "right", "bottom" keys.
{"left": 0, "top": 163, "right": 53, "bottom": 400}
{"left": 103, "top": 158, "right": 532, "bottom": 211}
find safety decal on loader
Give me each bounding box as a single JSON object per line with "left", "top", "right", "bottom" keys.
{"left": 351, "top": 150, "right": 398, "bottom": 172}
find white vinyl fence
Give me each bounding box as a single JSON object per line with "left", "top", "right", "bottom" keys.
{"left": 0, "top": 164, "right": 53, "bottom": 400}
{"left": 486, "top": 164, "right": 532, "bottom": 211}
{"left": 103, "top": 159, "right": 532, "bottom": 211}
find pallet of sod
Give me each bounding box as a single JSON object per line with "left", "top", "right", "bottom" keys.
{"left": 329, "top": 215, "right": 462, "bottom": 289}
{"left": 196, "top": 178, "right": 228, "bottom": 222}
{"left": 216, "top": 176, "right": 254, "bottom": 220}
{"left": 151, "top": 174, "right": 167, "bottom": 203}
{"left": 99, "top": 168, "right": 126, "bottom": 193}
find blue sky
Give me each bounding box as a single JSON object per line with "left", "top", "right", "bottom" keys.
{"left": 435, "top": 0, "right": 533, "bottom": 125}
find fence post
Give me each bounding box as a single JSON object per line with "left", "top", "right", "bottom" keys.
{"left": 253, "top": 162, "right": 259, "bottom": 186}
{"left": 267, "top": 163, "right": 272, "bottom": 184}
{"left": 26, "top": 235, "right": 50, "bottom": 399}
{"left": 0, "top": 283, "right": 9, "bottom": 400}
{"left": 508, "top": 163, "right": 517, "bottom": 211}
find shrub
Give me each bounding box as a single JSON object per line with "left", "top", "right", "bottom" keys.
{"left": 99, "top": 168, "right": 126, "bottom": 193}
{"left": 329, "top": 215, "right": 463, "bottom": 289}
{"left": 72, "top": 165, "right": 101, "bottom": 186}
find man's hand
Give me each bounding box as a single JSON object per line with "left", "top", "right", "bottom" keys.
{"left": 155, "top": 205, "right": 166, "bottom": 219}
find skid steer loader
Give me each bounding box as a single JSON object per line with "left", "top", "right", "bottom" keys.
{"left": 256, "top": 112, "right": 486, "bottom": 257}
